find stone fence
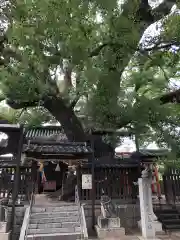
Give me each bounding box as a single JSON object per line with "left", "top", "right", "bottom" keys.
{"left": 83, "top": 202, "right": 140, "bottom": 233}
{"left": 7, "top": 206, "right": 27, "bottom": 240}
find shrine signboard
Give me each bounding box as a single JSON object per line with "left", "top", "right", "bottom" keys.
{"left": 82, "top": 174, "right": 92, "bottom": 189}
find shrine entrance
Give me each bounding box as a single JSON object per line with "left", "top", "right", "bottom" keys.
{"left": 23, "top": 139, "right": 93, "bottom": 201}
{"left": 37, "top": 161, "right": 68, "bottom": 194}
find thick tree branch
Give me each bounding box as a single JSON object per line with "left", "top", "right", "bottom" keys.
{"left": 70, "top": 94, "right": 81, "bottom": 109}
{"left": 152, "top": 0, "right": 176, "bottom": 21}
{"left": 159, "top": 89, "right": 180, "bottom": 104}
{"left": 6, "top": 99, "right": 39, "bottom": 109}
{"left": 89, "top": 43, "right": 109, "bottom": 57}
{"left": 89, "top": 0, "right": 177, "bottom": 58}
{"left": 90, "top": 41, "right": 180, "bottom": 57}
{"left": 43, "top": 96, "right": 86, "bottom": 141}
{"left": 0, "top": 96, "right": 5, "bottom": 103}
{"left": 140, "top": 41, "right": 180, "bottom": 52}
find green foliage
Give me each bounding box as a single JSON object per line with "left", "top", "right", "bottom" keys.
{"left": 0, "top": 0, "right": 179, "bottom": 149}
{"left": 0, "top": 106, "right": 53, "bottom": 126}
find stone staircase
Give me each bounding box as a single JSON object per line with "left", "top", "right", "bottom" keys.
{"left": 155, "top": 208, "right": 180, "bottom": 232}
{"left": 25, "top": 203, "right": 83, "bottom": 239}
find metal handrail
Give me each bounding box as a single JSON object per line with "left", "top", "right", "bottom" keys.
{"left": 81, "top": 204, "right": 88, "bottom": 239}
{"left": 19, "top": 206, "right": 30, "bottom": 240}
{"left": 20, "top": 181, "right": 35, "bottom": 240}
{"left": 25, "top": 182, "right": 35, "bottom": 239}
{"left": 75, "top": 185, "right": 88, "bottom": 239}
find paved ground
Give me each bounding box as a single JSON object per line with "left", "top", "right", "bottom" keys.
{"left": 126, "top": 229, "right": 180, "bottom": 240}
{"left": 34, "top": 194, "right": 67, "bottom": 206}
{"left": 157, "top": 233, "right": 180, "bottom": 240}
{"left": 89, "top": 235, "right": 180, "bottom": 240}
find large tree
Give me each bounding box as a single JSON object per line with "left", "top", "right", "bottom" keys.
{"left": 0, "top": 0, "right": 179, "bottom": 144}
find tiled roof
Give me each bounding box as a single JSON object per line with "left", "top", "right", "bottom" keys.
{"left": 84, "top": 163, "right": 139, "bottom": 168}
{"left": 25, "top": 126, "right": 65, "bottom": 139}
{"left": 23, "top": 142, "right": 92, "bottom": 155}
{"left": 138, "top": 149, "right": 169, "bottom": 156}
{"left": 131, "top": 149, "right": 169, "bottom": 159}
{"left": 83, "top": 158, "right": 139, "bottom": 168}
{"left": 25, "top": 126, "right": 133, "bottom": 139}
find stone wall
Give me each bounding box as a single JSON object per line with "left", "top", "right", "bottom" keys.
{"left": 115, "top": 204, "right": 140, "bottom": 230}
{"left": 84, "top": 203, "right": 101, "bottom": 230}
{"left": 7, "top": 206, "right": 27, "bottom": 240}
{"left": 83, "top": 202, "right": 140, "bottom": 233}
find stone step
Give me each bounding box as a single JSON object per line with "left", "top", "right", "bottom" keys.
{"left": 155, "top": 209, "right": 178, "bottom": 214}
{"left": 163, "top": 219, "right": 180, "bottom": 224}
{"left": 164, "top": 224, "right": 180, "bottom": 230}
{"left": 29, "top": 222, "right": 81, "bottom": 229}
{"left": 27, "top": 232, "right": 82, "bottom": 240}
{"left": 30, "top": 216, "right": 79, "bottom": 224}
{"left": 31, "top": 211, "right": 79, "bottom": 219}
{"left": 32, "top": 206, "right": 79, "bottom": 213}
{"left": 27, "top": 227, "right": 81, "bottom": 235}
{"left": 159, "top": 213, "right": 180, "bottom": 220}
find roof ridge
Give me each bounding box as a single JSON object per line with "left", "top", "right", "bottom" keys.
{"left": 25, "top": 125, "right": 62, "bottom": 130}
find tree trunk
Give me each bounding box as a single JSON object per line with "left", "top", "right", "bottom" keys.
{"left": 43, "top": 96, "right": 86, "bottom": 142}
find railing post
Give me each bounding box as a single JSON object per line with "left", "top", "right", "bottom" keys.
{"left": 10, "top": 125, "right": 24, "bottom": 240}
{"left": 76, "top": 164, "right": 81, "bottom": 201}
{"left": 91, "top": 137, "right": 95, "bottom": 229}
{"left": 75, "top": 185, "right": 78, "bottom": 204}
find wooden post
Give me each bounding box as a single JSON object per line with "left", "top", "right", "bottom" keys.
{"left": 31, "top": 161, "right": 37, "bottom": 198}
{"left": 10, "top": 125, "right": 24, "bottom": 240}
{"left": 91, "top": 135, "right": 95, "bottom": 229}
{"left": 135, "top": 133, "right": 140, "bottom": 152}
{"left": 76, "top": 164, "right": 81, "bottom": 200}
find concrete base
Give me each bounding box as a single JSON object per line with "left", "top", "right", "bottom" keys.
{"left": 0, "top": 231, "right": 11, "bottom": 240}
{"left": 95, "top": 225, "right": 125, "bottom": 239}
{"left": 0, "top": 222, "right": 7, "bottom": 233}
{"left": 137, "top": 237, "right": 161, "bottom": 240}
{"left": 172, "top": 232, "right": 180, "bottom": 238}
{"left": 138, "top": 220, "right": 163, "bottom": 234}
{"left": 97, "top": 216, "right": 121, "bottom": 228}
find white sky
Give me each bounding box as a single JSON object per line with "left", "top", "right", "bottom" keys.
{"left": 115, "top": 139, "right": 159, "bottom": 153}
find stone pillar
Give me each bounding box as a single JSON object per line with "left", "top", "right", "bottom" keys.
{"left": 147, "top": 181, "right": 162, "bottom": 233}
{"left": 138, "top": 177, "right": 156, "bottom": 239}
{"left": 148, "top": 185, "right": 157, "bottom": 221}
{"left": 138, "top": 165, "right": 162, "bottom": 239}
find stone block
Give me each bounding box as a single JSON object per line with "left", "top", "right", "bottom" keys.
{"left": 115, "top": 204, "right": 140, "bottom": 228}
{"left": 137, "top": 237, "right": 161, "bottom": 240}
{"left": 97, "top": 216, "right": 121, "bottom": 228}
{"left": 0, "top": 231, "right": 11, "bottom": 240}
{"left": 138, "top": 220, "right": 163, "bottom": 234}
{"left": 95, "top": 225, "right": 125, "bottom": 239}
{"left": 0, "top": 222, "right": 8, "bottom": 233}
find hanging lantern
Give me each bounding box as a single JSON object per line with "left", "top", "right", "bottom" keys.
{"left": 55, "top": 163, "right": 60, "bottom": 172}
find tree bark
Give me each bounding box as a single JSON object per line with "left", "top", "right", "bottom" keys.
{"left": 43, "top": 96, "right": 86, "bottom": 141}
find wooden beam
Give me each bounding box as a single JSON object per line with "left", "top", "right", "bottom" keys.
{"left": 25, "top": 153, "right": 91, "bottom": 160}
